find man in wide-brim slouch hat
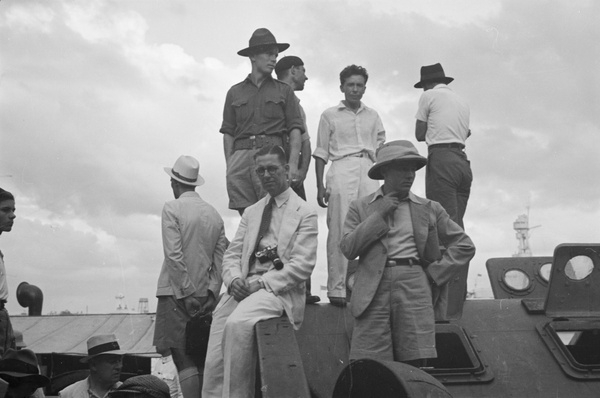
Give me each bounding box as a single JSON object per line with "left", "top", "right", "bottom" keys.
{"left": 220, "top": 28, "right": 304, "bottom": 215}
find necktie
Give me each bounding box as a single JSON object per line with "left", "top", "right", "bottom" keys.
{"left": 249, "top": 197, "right": 275, "bottom": 268}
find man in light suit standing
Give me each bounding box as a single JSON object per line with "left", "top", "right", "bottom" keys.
{"left": 202, "top": 145, "right": 318, "bottom": 398}
{"left": 154, "top": 155, "right": 227, "bottom": 398}
{"left": 341, "top": 140, "right": 475, "bottom": 367}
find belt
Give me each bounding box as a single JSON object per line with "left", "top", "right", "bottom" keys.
{"left": 385, "top": 258, "right": 421, "bottom": 267}
{"left": 428, "top": 143, "right": 465, "bottom": 150}
{"left": 337, "top": 151, "right": 369, "bottom": 160}
{"left": 233, "top": 134, "right": 284, "bottom": 151}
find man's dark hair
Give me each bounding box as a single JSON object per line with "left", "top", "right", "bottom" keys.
{"left": 253, "top": 145, "right": 287, "bottom": 164}
{"left": 0, "top": 188, "right": 14, "bottom": 202}
{"left": 339, "top": 65, "right": 369, "bottom": 85}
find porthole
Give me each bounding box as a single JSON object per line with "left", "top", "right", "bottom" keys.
{"left": 539, "top": 262, "right": 552, "bottom": 282}
{"left": 503, "top": 269, "right": 531, "bottom": 291}
{"left": 565, "top": 255, "right": 594, "bottom": 281}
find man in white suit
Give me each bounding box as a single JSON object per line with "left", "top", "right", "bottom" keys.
{"left": 202, "top": 145, "right": 318, "bottom": 398}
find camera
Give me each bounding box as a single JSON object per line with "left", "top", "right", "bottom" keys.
{"left": 255, "top": 245, "right": 284, "bottom": 270}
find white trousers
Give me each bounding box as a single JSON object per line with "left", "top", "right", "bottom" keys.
{"left": 202, "top": 289, "right": 284, "bottom": 398}
{"left": 326, "top": 156, "right": 379, "bottom": 298}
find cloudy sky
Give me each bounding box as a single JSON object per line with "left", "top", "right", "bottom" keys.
{"left": 0, "top": 0, "right": 598, "bottom": 314}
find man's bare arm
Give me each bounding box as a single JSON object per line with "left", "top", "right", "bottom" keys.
{"left": 415, "top": 120, "right": 428, "bottom": 142}
{"left": 314, "top": 157, "right": 328, "bottom": 208}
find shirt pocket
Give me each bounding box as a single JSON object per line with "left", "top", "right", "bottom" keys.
{"left": 264, "top": 95, "right": 285, "bottom": 120}
{"left": 232, "top": 98, "right": 251, "bottom": 125}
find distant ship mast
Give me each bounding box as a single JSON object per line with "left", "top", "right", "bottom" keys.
{"left": 512, "top": 207, "right": 541, "bottom": 257}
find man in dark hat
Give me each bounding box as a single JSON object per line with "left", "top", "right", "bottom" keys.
{"left": 153, "top": 155, "right": 227, "bottom": 398}
{"left": 108, "top": 375, "right": 170, "bottom": 398}
{"left": 0, "top": 348, "right": 50, "bottom": 398}
{"left": 414, "top": 63, "right": 472, "bottom": 229}
{"left": 275, "top": 55, "right": 320, "bottom": 305}
{"left": 340, "top": 140, "right": 474, "bottom": 366}
{"left": 221, "top": 28, "right": 304, "bottom": 215}
{"left": 59, "top": 334, "right": 125, "bottom": 398}
{"left": 313, "top": 65, "right": 385, "bottom": 306}
{"left": 0, "top": 188, "right": 17, "bottom": 357}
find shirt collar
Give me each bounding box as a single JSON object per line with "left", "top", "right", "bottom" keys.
{"left": 336, "top": 100, "right": 365, "bottom": 113}
{"left": 179, "top": 191, "right": 199, "bottom": 199}
{"left": 244, "top": 73, "right": 274, "bottom": 87}
{"left": 369, "top": 187, "right": 419, "bottom": 204}
{"left": 267, "top": 187, "right": 292, "bottom": 208}
{"left": 433, "top": 83, "right": 451, "bottom": 91}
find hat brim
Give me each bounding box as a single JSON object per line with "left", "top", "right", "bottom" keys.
{"left": 80, "top": 350, "right": 127, "bottom": 364}
{"left": 0, "top": 372, "right": 50, "bottom": 387}
{"left": 414, "top": 76, "right": 454, "bottom": 88}
{"left": 163, "top": 168, "right": 205, "bottom": 187}
{"left": 237, "top": 43, "right": 289, "bottom": 57}
{"left": 368, "top": 158, "right": 427, "bottom": 180}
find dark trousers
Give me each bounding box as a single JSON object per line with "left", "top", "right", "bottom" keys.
{"left": 426, "top": 147, "right": 472, "bottom": 229}
{"left": 0, "top": 308, "right": 15, "bottom": 357}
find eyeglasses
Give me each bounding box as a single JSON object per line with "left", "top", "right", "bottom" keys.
{"left": 255, "top": 166, "right": 280, "bottom": 176}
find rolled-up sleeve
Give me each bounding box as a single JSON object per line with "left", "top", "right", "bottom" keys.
{"left": 312, "top": 112, "right": 332, "bottom": 162}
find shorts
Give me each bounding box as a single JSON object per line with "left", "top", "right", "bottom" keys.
{"left": 153, "top": 296, "right": 190, "bottom": 352}
{"left": 350, "top": 265, "right": 436, "bottom": 362}
{"left": 226, "top": 149, "right": 266, "bottom": 210}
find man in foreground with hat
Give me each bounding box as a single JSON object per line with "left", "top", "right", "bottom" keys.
{"left": 153, "top": 155, "right": 227, "bottom": 398}
{"left": 340, "top": 140, "right": 475, "bottom": 366}
{"left": 274, "top": 55, "right": 320, "bottom": 305}
{"left": 0, "top": 348, "right": 50, "bottom": 398}
{"left": 202, "top": 145, "right": 317, "bottom": 398}
{"left": 221, "top": 28, "right": 304, "bottom": 215}
{"left": 59, "top": 334, "right": 125, "bottom": 398}
{"left": 313, "top": 65, "right": 385, "bottom": 306}
{"left": 414, "top": 63, "right": 472, "bottom": 229}
{"left": 108, "top": 375, "right": 170, "bottom": 398}
{"left": 0, "top": 188, "right": 17, "bottom": 357}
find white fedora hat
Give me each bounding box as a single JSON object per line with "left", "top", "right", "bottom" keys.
{"left": 164, "top": 155, "right": 205, "bottom": 187}
{"left": 81, "top": 334, "right": 126, "bottom": 363}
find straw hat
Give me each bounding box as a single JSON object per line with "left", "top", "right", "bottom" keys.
{"left": 164, "top": 155, "right": 205, "bottom": 187}
{"left": 368, "top": 141, "right": 427, "bottom": 180}
{"left": 81, "top": 334, "right": 126, "bottom": 363}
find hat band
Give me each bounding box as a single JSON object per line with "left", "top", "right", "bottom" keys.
{"left": 172, "top": 170, "right": 197, "bottom": 183}
{"left": 88, "top": 341, "right": 120, "bottom": 356}
{"left": 0, "top": 360, "right": 39, "bottom": 375}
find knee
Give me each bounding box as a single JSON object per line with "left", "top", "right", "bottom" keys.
{"left": 223, "top": 316, "right": 255, "bottom": 336}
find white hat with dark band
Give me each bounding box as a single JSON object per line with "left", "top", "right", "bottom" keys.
{"left": 164, "top": 155, "right": 205, "bottom": 187}
{"left": 81, "top": 334, "right": 126, "bottom": 363}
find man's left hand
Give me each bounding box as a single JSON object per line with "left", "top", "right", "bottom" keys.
{"left": 183, "top": 296, "right": 202, "bottom": 317}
